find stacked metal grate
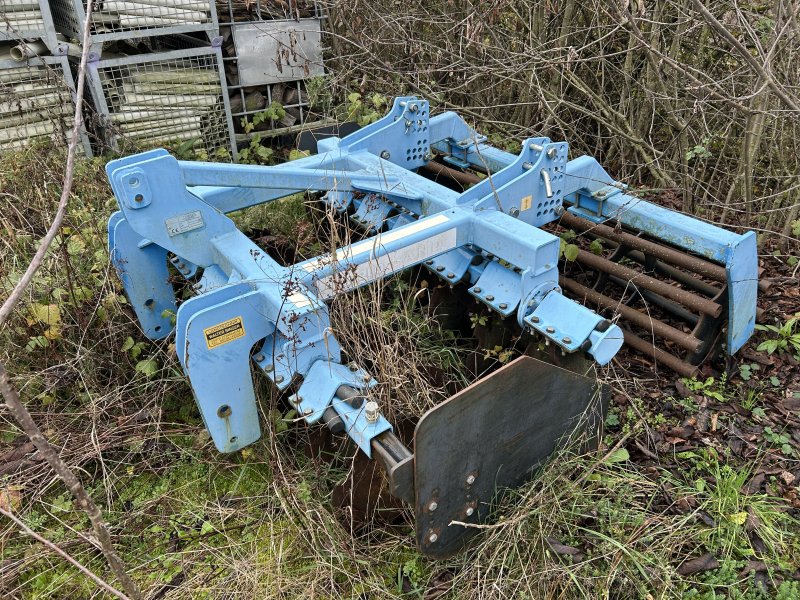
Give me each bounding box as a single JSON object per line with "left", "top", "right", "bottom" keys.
{"left": 48, "top": 0, "right": 218, "bottom": 42}
{"left": 217, "top": 0, "right": 323, "bottom": 137}
{"left": 88, "top": 46, "right": 235, "bottom": 159}
{"left": 1, "top": 0, "right": 48, "bottom": 38}
{"left": 0, "top": 50, "right": 90, "bottom": 153}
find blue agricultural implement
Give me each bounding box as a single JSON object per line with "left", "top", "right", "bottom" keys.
{"left": 107, "top": 97, "right": 759, "bottom": 556}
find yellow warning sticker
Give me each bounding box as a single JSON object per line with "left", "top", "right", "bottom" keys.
{"left": 204, "top": 317, "right": 245, "bottom": 349}
{"left": 520, "top": 195, "right": 533, "bottom": 211}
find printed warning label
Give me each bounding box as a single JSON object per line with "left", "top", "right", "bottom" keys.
{"left": 204, "top": 317, "right": 245, "bottom": 349}
{"left": 520, "top": 195, "right": 532, "bottom": 211}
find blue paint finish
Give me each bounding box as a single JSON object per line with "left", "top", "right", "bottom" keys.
{"left": 294, "top": 360, "right": 376, "bottom": 424}
{"left": 107, "top": 96, "right": 758, "bottom": 457}
{"left": 727, "top": 231, "right": 758, "bottom": 354}
{"left": 109, "top": 215, "right": 175, "bottom": 339}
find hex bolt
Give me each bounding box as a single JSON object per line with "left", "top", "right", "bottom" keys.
{"left": 562, "top": 337, "right": 572, "bottom": 344}
{"left": 447, "top": 273, "right": 455, "bottom": 279}
{"left": 509, "top": 207, "right": 520, "bottom": 217}
{"left": 362, "top": 373, "right": 371, "bottom": 382}
{"left": 425, "top": 260, "right": 434, "bottom": 265}
{"left": 265, "top": 363, "right": 274, "bottom": 373}
{"left": 485, "top": 295, "right": 495, "bottom": 301}
{"left": 349, "top": 363, "right": 359, "bottom": 372}
{"left": 423, "top": 152, "right": 431, "bottom": 161}
{"left": 365, "top": 401, "right": 380, "bottom": 423}
{"left": 380, "top": 150, "right": 391, "bottom": 159}
{"left": 546, "top": 147, "right": 558, "bottom": 159}
{"left": 554, "top": 205, "right": 565, "bottom": 217}
{"left": 465, "top": 507, "right": 475, "bottom": 517}
{"left": 499, "top": 303, "right": 508, "bottom": 309}
{"left": 428, "top": 533, "right": 438, "bottom": 543}
{"left": 275, "top": 375, "right": 285, "bottom": 384}
{"left": 473, "top": 287, "right": 482, "bottom": 294}
{"left": 436, "top": 265, "right": 445, "bottom": 272}
{"left": 428, "top": 501, "right": 438, "bottom": 512}
{"left": 546, "top": 326, "right": 555, "bottom": 334}
{"left": 409, "top": 103, "right": 419, "bottom": 112}
{"left": 254, "top": 353, "right": 265, "bottom": 362}
{"left": 466, "top": 474, "right": 476, "bottom": 485}
{"left": 531, "top": 315, "right": 540, "bottom": 323}
{"left": 303, "top": 407, "right": 313, "bottom": 416}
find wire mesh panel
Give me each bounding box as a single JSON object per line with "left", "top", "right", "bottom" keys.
{"left": 87, "top": 47, "right": 236, "bottom": 160}
{"left": 49, "top": 0, "right": 219, "bottom": 43}
{"left": 217, "top": 1, "right": 323, "bottom": 136}
{"left": 0, "top": 0, "right": 60, "bottom": 51}
{"left": 0, "top": 53, "right": 91, "bottom": 155}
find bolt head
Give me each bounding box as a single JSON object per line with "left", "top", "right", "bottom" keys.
{"left": 546, "top": 326, "right": 555, "bottom": 334}
{"left": 275, "top": 375, "right": 284, "bottom": 384}
{"left": 473, "top": 287, "right": 481, "bottom": 294}
{"left": 380, "top": 150, "right": 391, "bottom": 159}
{"left": 531, "top": 315, "right": 540, "bottom": 323}
{"left": 436, "top": 265, "right": 445, "bottom": 272}
{"left": 465, "top": 507, "right": 475, "bottom": 517}
{"left": 466, "top": 474, "right": 476, "bottom": 485}
{"left": 303, "top": 407, "right": 313, "bottom": 416}
{"left": 265, "top": 363, "right": 274, "bottom": 373}
{"left": 428, "top": 533, "right": 438, "bottom": 543}
{"left": 447, "top": 272, "right": 455, "bottom": 279}
{"left": 562, "top": 337, "right": 572, "bottom": 344}
{"left": 254, "top": 353, "right": 265, "bottom": 362}
{"left": 509, "top": 207, "right": 520, "bottom": 217}
{"left": 499, "top": 303, "right": 508, "bottom": 310}
{"left": 428, "top": 501, "right": 438, "bottom": 512}
{"left": 364, "top": 401, "right": 380, "bottom": 423}
{"left": 425, "top": 260, "right": 434, "bottom": 265}
{"left": 486, "top": 295, "right": 495, "bottom": 302}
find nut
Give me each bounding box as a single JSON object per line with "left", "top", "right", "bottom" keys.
{"left": 364, "top": 401, "right": 380, "bottom": 423}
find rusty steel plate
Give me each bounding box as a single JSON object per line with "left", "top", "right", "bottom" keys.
{"left": 413, "top": 355, "right": 607, "bottom": 558}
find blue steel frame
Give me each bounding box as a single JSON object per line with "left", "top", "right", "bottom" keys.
{"left": 107, "top": 96, "right": 757, "bottom": 455}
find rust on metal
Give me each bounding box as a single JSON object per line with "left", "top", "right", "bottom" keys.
{"left": 621, "top": 329, "right": 699, "bottom": 378}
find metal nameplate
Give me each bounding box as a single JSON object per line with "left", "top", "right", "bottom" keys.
{"left": 232, "top": 18, "right": 324, "bottom": 86}
{"left": 165, "top": 211, "right": 204, "bottom": 236}
{"left": 204, "top": 317, "right": 245, "bottom": 350}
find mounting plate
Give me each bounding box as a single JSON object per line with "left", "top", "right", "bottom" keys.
{"left": 413, "top": 355, "right": 607, "bottom": 558}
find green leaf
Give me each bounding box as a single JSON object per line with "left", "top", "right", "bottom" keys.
{"left": 605, "top": 447, "right": 630, "bottom": 463}
{"left": 564, "top": 244, "right": 580, "bottom": 262}
{"left": 589, "top": 239, "right": 604, "bottom": 255}
{"left": 200, "top": 521, "right": 214, "bottom": 535}
{"left": 770, "top": 376, "right": 781, "bottom": 387}
{"left": 122, "top": 336, "right": 135, "bottom": 352}
{"left": 135, "top": 358, "right": 159, "bottom": 378}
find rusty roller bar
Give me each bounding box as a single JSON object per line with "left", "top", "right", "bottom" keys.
{"left": 574, "top": 249, "right": 722, "bottom": 318}
{"left": 422, "top": 160, "right": 482, "bottom": 187}
{"left": 560, "top": 277, "right": 703, "bottom": 353}
{"left": 559, "top": 211, "right": 728, "bottom": 283}
{"left": 622, "top": 329, "right": 699, "bottom": 378}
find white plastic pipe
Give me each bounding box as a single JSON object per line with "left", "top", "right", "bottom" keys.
{"left": 9, "top": 40, "right": 48, "bottom": 61}
{"left": 102, "top": 2, "right": 208, "bottom": 21}
{"left": 122, "top": 93, "right": 219, "bottom": 107}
